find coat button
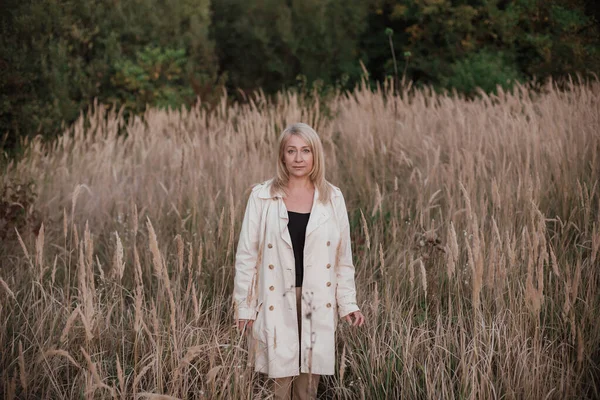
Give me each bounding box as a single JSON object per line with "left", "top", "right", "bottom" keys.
{"left": 269, "top": 285, "right": 275, "bottom": 291}
{"left": 269, "top": 305, "right": 274, "bottom": 311}
{"left": 326, "top": 282, "right": 332, "bottom": 287}
{"left": 269, "top": 264, "right": 274, "bottom": 270}
{"left": 326, "top": 303, "right": 332, "bottom": 308}
{"left": 326, "top": 263, "right": 331, "bottom": 269}
{"left": 268, "top": 243, "right": 273, "bottom": 249}
{"left": 326, "top": 241, "right": 331, "bottom": 246}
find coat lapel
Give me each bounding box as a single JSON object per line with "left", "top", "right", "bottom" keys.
{"left": 279, "top": 198, "right": 293, "bottom": 248}
{"left": 305, "top": 185, "right": 331, "bottom": 237}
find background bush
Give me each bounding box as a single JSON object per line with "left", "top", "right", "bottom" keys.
{"left": 1, "top": 0, "right": 599, "bottom": 154}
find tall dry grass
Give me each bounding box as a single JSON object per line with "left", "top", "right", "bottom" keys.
{"left": 1, "top": 78, "right": 599, "bottom": 399}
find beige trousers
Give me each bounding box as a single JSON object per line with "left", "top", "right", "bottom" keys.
{"left": 273, "top": 287, "right": 320, "bottom": 400}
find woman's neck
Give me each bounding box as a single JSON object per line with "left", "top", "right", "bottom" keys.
{"left": 286, "top": 176, "right": 314, "bottom": 192}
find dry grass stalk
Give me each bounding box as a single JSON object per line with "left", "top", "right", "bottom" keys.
{"left": 116, "top": 354, "right": 125, "bottom": 398}
{"left": 136, "top": 394, "right": 182, "bottom": 400}
{"left": 112, "top": 231, "right": 125, "bottom": 281}
{"left": 18, "top": 340, "right": 26, "bottom": 392}
{"left": 133, "top": 203, "right": 139, "bottom": 237}
{"left": 41, "top": 349, "right": 81, "bottom": 369}
{"left": 14, "top": 228, "right": 33, "bottom": 268}
{"left": 63, "top": 207, "right": 68, "bottom": 240}
{"left": 217, "top": 206, "right": 225, "bottom": 241}
{"left": 175, "top": 234, "right": 184, "bottom": 275}
{"left": 0, "top": 277, "right": 16, "bottom": 299}
{"left": 35, "top": 222, "right": 44, "bottom": 274}
{"left": 371, "top": 182, "right": 382, "bottom": 217}
{"left": 419, "top": 257, "right": 427, "bottom": 298}
{"left": 51, "top": 255, "right": 58, "bottom": 285}
{"left": 60, "top": 306, "right": 81, "bottom": 343}
{"left": 80, "top": 346, "right": 115, "bottom": 397}
{"left": 446, "top": 221, "right": 459, "bottom": 280}
{"left": 2, "top": 78, "right": 599, "bottom": 398}
{"left": 360, "top": 209, "right": 370, "bottom": 250}
{"left": 226, "top": 190, "right": 235, "bottom": 261}
{"left": 379, "top": 243, "right": 385, "bottom": 275}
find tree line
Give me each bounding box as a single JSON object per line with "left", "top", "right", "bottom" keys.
{"left": 1, "top": 0, "right": 598, "bottom": 153}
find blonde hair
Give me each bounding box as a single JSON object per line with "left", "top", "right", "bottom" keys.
{"left": 271, "top": 123, "right": 332, "bottom": 202}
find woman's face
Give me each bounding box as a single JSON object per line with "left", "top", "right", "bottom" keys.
{"left": 283, "top": 134, "right": 314, "bottom": 179}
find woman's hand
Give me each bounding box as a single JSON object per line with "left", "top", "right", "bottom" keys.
{"left": 343, "top": 310, "right": 366, "bottom": 327}
{"left": 237, "top": 319, "right": 254, "bottom": 333}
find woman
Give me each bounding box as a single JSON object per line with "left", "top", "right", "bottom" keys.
{"left": 233, "top": 123, "right": 365, "bottom": 399}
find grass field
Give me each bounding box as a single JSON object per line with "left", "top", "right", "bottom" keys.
{"left": 1, "top": 78, "right": 599, "bottom": 399}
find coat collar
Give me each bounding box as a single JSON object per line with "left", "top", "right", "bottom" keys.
{"left": 257, "top": 179, "right": 338, "bottom": 244}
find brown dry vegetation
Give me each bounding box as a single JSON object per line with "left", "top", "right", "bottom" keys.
{"left": 1, "top": 78, "right": 599, "bottom": 399}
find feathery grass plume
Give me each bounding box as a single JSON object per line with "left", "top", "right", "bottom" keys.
{"left": 0, "top": 277, "right": 16, "bottom": 299}
{"left": 133, "top": 359, "right": 155, "bottom": 393}
{"left": 73, "top": 223, "right": 79, "bottom": 250}
{"left": 136, "top": 393, "right": 182, "bottom": 400}
{"left": 132, "top": 203, "right": 139, "bottom": 238}
{"left": 84, "top": 221, "right": 93, "bottom": 273}
{"left": 116, "top": 354, "right": 125, "bottom": 398}
{"left": 18, "top": 340, "right": 26, "bottom": 392}
{"left": 372, "top": 281, "right": 380, "bottom": 315}
{"left": 491, "top": 177, "right": 501, "bottom": 210}
{"left": 419, "top": 257, "right": 427, "bottom": 297}
{"left": 175, "top": 234, "right": 184, "bottom": 275}
{"left": 77, "top": 241, "right": 88, "bottom": 302}
{"left": 146, "top": 218, "right": 178, "bottom": 352}
{"left": 217, "top": 206, "right": 225, "bottom": 241}
{"left": 146, "top": 217, "right": 164, "bottom": 281}
{"left": 51, "top": 255, "right": 58, "bottom": 285}
{"left": 60, "top": 305, "right": 81, "bottom": 343}
{"left": 339, "top": 344, "right": 347, "bottom": 383}
{"left": 41, "top": 349, "right": 81, "bottom": 369}
{"left": 35, "top": 222, "right": 44, "bottom": 273}
{"left": 371, "top": 182, "right": 382, "bottom": 217}
{"left": 96, "top": 255, "right": 105, "bottom": 280}
{"left": 15, "top": 228, "right": 33, "bottom": 268}
{"left": 80, "top": 346, "right": 115, "bottom": 397}
{"left": 133, "top": 244, "right": 143, "bottom": 288}
{"left": 112, "top": 231, "right": 125, "bottom": 281}
{"left": 446, "top": 221, "right": 459, "bottom": 280}
{"left": 360, "top": 209, "right": 370, "bottom": 250}
{"left": 192, "top": 285, "right": 200, "bottom": 320}
{"left": 172, "top": 345, "right": 204, "bottom": 389}
{"left": 563, "top": 265, "right": 573, "bottom": 319}
{"left": 77, "top": 305, "right": 94, "bottom": 342}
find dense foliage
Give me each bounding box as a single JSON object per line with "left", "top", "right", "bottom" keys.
{"left": 1, "top": 0, "right": 598, "bottom": 152}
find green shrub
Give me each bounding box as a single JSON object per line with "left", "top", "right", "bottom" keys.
{"left": 442, "top": 50, "right": 523, "bottom": 95}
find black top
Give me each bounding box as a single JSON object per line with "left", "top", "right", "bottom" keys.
{"left": 288, "top": 211, "right": 310, "bottom": 287}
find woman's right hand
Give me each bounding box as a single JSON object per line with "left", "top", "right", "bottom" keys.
{"left": 237, "top": 319, "right": 254, "bottom": 334}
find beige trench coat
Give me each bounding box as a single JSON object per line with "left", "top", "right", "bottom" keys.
{"left": 233, "top": 178, "right": 360, "bottom": 378}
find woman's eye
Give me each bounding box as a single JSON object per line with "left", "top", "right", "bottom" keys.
{"left": 303, "top": 149, "right": 310, "bottom": 153}
{"left": 287, "top": 150, "right": 295, "bottom": 154}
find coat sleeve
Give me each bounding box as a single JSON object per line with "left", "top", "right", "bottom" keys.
{"left": 233, "top": 185, "right": 262, "bottom": 321}
{"left": 334, "top": 191, "right": 360, "bottom": 319}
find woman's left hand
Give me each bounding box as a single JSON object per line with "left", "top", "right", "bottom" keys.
{"left": 343, "top": 310, "right": 366, "bottom": 327}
